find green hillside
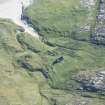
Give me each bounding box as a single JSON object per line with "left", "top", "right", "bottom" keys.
{"left": 24, "top": 0, "right": 105, "bottom": 90}
{"left": 1, "top": 0, "right": 105, "bottom": 105}
{"left": 0, "top": 19, "right": 51, "bottom": 105}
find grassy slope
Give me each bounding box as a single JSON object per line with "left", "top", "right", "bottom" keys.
{"left": 24, "top": 0, "right": 105, "bottom": 104}
{"left": 1, "top": 0, "right": 105, "bottom": 105}
{"left": 0, "top": 19, "right": 51, "bottom": 105}
{"left": 24, "top": 0, "right": 105, "bottom": 89}
{"left": 0, "top": 16, "right": 105, "bottom": 105}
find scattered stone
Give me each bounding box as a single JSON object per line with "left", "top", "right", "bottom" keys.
{"left": 91, "top": 0, "right": 105, "bottom": 45}
{"left": 74, "top": 69, "right": 105, "bottom": 92}
{"left": 80, "top": 0, "right": 95, "bottom": 9}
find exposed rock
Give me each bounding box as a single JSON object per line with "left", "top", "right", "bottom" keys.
{"left": 52, "top": 56, "right": 64, "bottom": 65}
{"left": 79, "top": 25, "right": 90, "bottom": 32}
{"left": 91, "top": 0, "right": 105, "bottom": 45}
{"left": 74, "top": 69, "right": 105, "bottom": 92}
{"left": 80, "top": 0, "right": 95, "bottom": 9}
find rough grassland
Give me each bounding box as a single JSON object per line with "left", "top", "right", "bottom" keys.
{"left": 0, "top": 19, "right": 51, "bottom": 105}
{"left": 24, "top": 0, "right": 105, "bottom": 90}
{"left": 0, "top": 18, "right": 105, "bottom": 105}
{"left": 1, "top": 0, "right": 105, "bottom": 105}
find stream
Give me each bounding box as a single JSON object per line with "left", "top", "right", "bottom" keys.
{"left": 0, "top": 0, "right": 39, "bottom": 38}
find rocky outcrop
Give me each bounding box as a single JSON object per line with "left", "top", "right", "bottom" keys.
{"left": 74, "top": 69, "right": 105, "bottom": 93}
{"left": 91, "top": 0, "right": 105, "bottom": 45}
{"left": 52, "top": 56, "right": 64, "bottom": 65}
{"left": 81, "top": 0, "right": 95, "bottom": 9}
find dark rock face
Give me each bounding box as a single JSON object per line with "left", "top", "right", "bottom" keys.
{"left": 21, "top": 3, "right": 33, "bottom": 26}
{"left": 91, "top": 0, "right": 105, "bottom": 45}
{"left": 74, "top": 70, "right": 105, "bottom": 92}
{"left": 52, "top": 56, "right": 64, "bottom": 65}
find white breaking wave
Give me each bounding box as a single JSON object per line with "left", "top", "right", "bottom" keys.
{"left": 0, "top": 0, "right": 39, "bottom": 38}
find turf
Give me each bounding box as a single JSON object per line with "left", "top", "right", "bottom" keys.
{"left": 24, "top": 0, "right": 105, "bottom": 90}
{"left": 1, "top": 0, "right": 105, "bottom": 105}
{"left": 24, "top": 0, "right": 105, "bottom": 104}
{"left": 0, "top": 19, "right": 51, "bottom": 105}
